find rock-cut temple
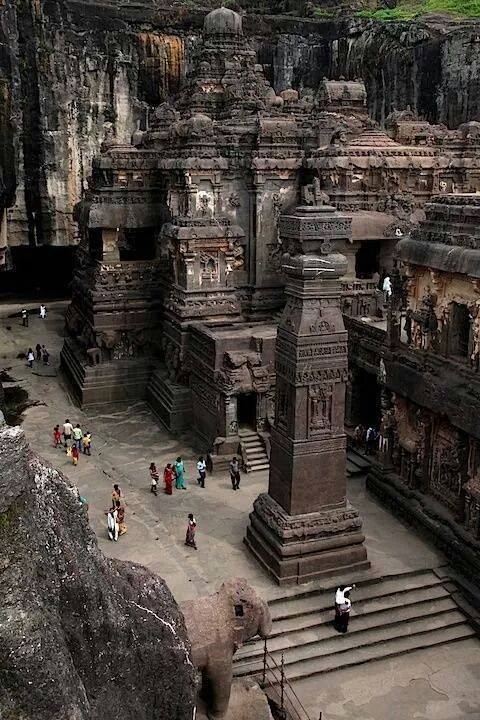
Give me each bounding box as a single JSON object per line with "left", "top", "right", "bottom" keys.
{"left": 61, "top": 6, "right": 480, "bottom": 580}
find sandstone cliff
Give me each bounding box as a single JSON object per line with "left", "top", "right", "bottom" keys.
{"left": 1, "top": 0, "right": 480, "bottom": 250}
{"left": 0, "top": 418, "right": 196, "bottom": 719}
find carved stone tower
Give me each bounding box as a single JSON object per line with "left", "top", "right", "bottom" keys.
{"left": 245, "top": 205, "right": 369, "bottom": 585}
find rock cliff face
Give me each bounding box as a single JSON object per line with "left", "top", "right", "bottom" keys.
{"left": 0, "top": 418, "right": 196, "bottom": 720}
{"left": 1, "top": 0, "right": 479, "bottom": 250}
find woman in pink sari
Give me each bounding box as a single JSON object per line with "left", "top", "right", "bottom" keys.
{"left": 164, "top": 463, "right": 174, "bottom": 495}
{"left": 185, "top": 513, "right": 197, "bottom": 550}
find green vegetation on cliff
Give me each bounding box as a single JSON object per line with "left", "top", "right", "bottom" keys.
{"left": 358, "top": 0, "right": 480, "bottom": 20}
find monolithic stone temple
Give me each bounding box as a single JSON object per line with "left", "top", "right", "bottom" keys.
{"left": 54, "top": 6, "right": 480, "bottom": 576}
{"left": 60, "top": 8, "right": 480, "bottom": 466}
{"left": 4, "top": 1, "right": 480, "bottom": 718}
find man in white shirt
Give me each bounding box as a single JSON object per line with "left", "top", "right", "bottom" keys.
{"left": 63, "top": 419, "right": 73, "bottom": 448}
{"left": 334, "top": 584, "right": 355, "bottom": 632}
{"left": 197, "top": 457, "right": 206, "bottom": 488}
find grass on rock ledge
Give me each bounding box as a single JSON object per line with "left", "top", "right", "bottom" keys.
{"left": 357, "top": 0, "right": 480, "bottom": 19}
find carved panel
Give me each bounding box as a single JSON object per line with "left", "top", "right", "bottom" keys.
{"left": 308, "top": 384, "right": 332, "bottom": 436}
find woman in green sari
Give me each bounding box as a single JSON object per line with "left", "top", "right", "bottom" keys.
{"left": 174, "top": 456, "right": 186, "bottom": 489}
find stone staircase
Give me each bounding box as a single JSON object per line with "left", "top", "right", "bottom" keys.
{"left": 238, "top": 427, "right": 269, "bottom": 473}
{"left": 346, "top": 446, "right": 372, "bottom": 477}
{"left": 233, "top": 569, "right": 476, "bottom": 682}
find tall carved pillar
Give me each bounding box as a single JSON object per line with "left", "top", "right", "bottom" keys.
{"left": 245, "top": 205, "right": 369, "bottom": 585}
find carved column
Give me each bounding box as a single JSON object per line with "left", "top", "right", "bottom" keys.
{"left": 245, "top": 205, "right": 369, "bottom": 585}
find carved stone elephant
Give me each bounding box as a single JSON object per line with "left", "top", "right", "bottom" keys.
{"left": 180, "top": 578, "right": 272, "bottom": 720}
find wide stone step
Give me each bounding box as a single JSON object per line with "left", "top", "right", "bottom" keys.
{"left": 282, "top": 623, "right": 475, "bottom": 681}
{"left": 246, "top": 450, "right": 268, "bottom": 460}
{"left": 234, "top": 611, "right": 471, "bottom": 678}
{"left": 269, "top": 570, "right": 444, "bottom": 621}
{"left": 237, "top": 585, "right": 454, "bottom": 657}
{"left": 347, "top": 459, "right": 363, "bottom": 476}
{"left": 248, "top": 462, "right": 269, "bottom": 472}
{"left": 238, "top": 431, "right": 259, "bottom": 439}
{"left": 243, "top": 440, "right": 264, "bottom": 449}
{"left": 347, "top": 449, "right": 371, "bottom": 471}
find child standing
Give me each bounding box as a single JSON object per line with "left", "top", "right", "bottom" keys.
{"left": 149, "top": 462, "right": 159, "bottom": 496}
{"left": 53, "top": 425, "right": 62, "bottom": 448}
{"left": 82, "top": 433, "right": 91, "bottom": 455}
{"left": 71, "top": 444, "right": 79, "bottom": 466}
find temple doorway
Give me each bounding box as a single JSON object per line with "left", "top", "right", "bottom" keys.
{"left": 448, "top": 302, "right": 471, "bottom": 360}
{"left": 237, "top": 393, "right": 257, "bottom": 430}
{"left": 350, "top": 368, "right": 381, "bottom": 429}
{"left": 355, "top": 241, "right": 380, "bottom": 279}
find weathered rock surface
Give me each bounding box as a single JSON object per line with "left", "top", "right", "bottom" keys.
{"left": 0, "top": 419, "right": 196, "bottom": 719}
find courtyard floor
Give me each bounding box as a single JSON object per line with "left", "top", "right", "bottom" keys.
{"left": 2, "top": 299, "right": 480, "bottom": 719}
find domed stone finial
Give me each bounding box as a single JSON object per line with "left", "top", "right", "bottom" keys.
{"left": 203, "top": 6, "right": 243, "bottom": 37}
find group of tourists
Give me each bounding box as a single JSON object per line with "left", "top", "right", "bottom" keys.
{"left": 148, "top": 454, "right": 219, "bottom": 495}
{"left": 106, "top": 484, "right": 127, "bottom": 542}
{"left": 23, "top": 305, "right": 50, "bottom": 369}
{"left": 21, "top": 304, "right": 47, "bottom": 328}
{"left": 54, "top": 419, "right": 92, "bottom": 466}
{"left": 353, "top": 424, "right": 380, "bottom": 456}
{"left": 149, "top": 457, "right": 187, "bottom": 495}
{"left": 106, "top": 479, "right": 197, "bottom": 550}
{"left": 147, "top": 454, "right": 243, "bottom": 495}
{"left": 26, "top": 343, "right": 50, "bottom": 368}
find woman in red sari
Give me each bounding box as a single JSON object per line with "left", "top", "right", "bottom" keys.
{"left": 164, "top": 463, "right": 174, "bottom": 495}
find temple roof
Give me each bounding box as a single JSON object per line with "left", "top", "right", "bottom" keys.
{"left": 350, "top": 211, "right": 405, "bottom": 241}
{"left": 204, "top": 7, "right": 243, "bottom": 36}
{"left": 347, "top": 130, "right": 400, "bottom": 148}
{"left": 318, "top": 78, "right": 367, "bottom": 106}
{"left": 398, "top": 194, "right": 480, "bottom": 279}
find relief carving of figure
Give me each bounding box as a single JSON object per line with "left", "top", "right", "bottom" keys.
{"left": 309, "top": 385, "right": 332, "bottom": 433}
{"left": 301, "top": 176, "right": 330, "bottom": 207}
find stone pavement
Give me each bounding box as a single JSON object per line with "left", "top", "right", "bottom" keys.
{"left": 2, "top": 300, "right": 480, "bottom": 718}
{"left": 294, "top": 639, "right": 480, "bottom": 720}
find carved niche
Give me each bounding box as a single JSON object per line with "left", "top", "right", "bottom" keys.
{"left": 275, "top": 379, "right": 290, "bottom": 430}
{"left": 308, "top": 385, "right": 332, "bottom": 436}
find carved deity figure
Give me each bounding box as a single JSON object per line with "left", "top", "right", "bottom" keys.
{"left": 301, "top": 176, "right": 330, "bottom": 207}
{"left": 309, "top": 385, "right": 332, "bottom": 432}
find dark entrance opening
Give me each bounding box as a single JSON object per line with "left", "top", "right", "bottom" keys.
{"left": 1, "top": 246, "right": 74, "bottom": 299}
{"left": 449, "top": 302, "right": 471, "bottom": 360}
{"left": 355, "top": 241, "right": 380, "bottom": 279}
{"left": 237, "top": 393, "right": 256, "bottom": 429}
{"left": 350, "top": 367, "right": 381, "bottom": 429}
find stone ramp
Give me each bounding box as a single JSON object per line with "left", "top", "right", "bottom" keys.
{"left": 233, "top": 569, "right": 476, "bottom": 682}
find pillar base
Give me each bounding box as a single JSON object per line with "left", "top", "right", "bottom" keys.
{"left": 244, "top": 493, "right": 370, "bottom": 586}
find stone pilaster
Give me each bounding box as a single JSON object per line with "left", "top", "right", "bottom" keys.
{"left": 245, "top": 205, "right": 369, "bottom": 585}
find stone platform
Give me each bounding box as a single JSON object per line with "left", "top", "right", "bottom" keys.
{"left": 367, "top": 462, "right": 480, "bottom": 580}
{"left": 245, "top": 493, "right": 369, "bottom": 585}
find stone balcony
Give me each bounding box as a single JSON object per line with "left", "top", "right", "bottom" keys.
{"left": 341, "top": 278, "right": 382, "bottom": 319}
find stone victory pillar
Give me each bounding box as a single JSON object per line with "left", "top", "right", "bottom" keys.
{"left": 245, "top": 205, "right": 369, "bottom": 585}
